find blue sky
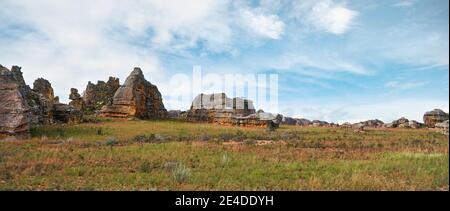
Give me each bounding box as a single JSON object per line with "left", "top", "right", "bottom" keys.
{"left": 0, "top": 0, "right": 448, "bottom": 123}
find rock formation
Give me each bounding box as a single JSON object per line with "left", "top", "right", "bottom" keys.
{"left": 6, "top": 66, "right": 55, "bottom": 125}
{"left": 297, "top": 118, "right": 312, "bottom": 126}
{"left": 33, "top": 78, "right": 54, "bottom": 102}
{"left": 312, "top": 120, "right": 330, "bottom": 127}
{"left": 31, "top": 78, "right": 56, "bottom": 124}
{"left": 53, "top": 103, "right": 82, "bottom": 124}
{"left": 168, "top": 110, "right": 187, "bottom": 119}
{"left": 382, "top": 117, "right": 424, "bottom": 129}
{"left": 359, "top": 119, "right": 384, "bottom": 128}
{"left": 187, "top": 93, "right": 255, "bottom": 123}
{"left": 187, "top": 93, "right": 282, "bottom": 129}
{"left": 408, "top": 120, "right": 424, "bottom": 129}
{"left": 1, "top": 65, "right": 83, "bottom": 138}
{"left": 423, "top": 109, "right": 449, "bottom": 128}
{"left": 282, "top": 117, "right": 298, "bottom": 125}
{"left": 83, "top": 77, "right": 120, "bottom": 113}
{"left": 391, "top": 117, "right": 410, "bottom": 128}
{"left": 435, "top": 120, "right": 449, "bottom": 135}
{"left": 69, "top": 88, "right": 84, "bottom": 110}
{"left": 0, "top": 65, "right": 31, "bottom": 138}
{"left": 100, "top": 67, "right": 168, "bottom": 119}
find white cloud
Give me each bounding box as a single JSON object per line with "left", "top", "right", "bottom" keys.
{"left": 291, "top": 0, "right": 359, "bottom": 34}
{"left": 241, "top": 9, "right": 285, "bottom": 39}
{"left": 393, "top": 0, "right": 415, "bottom": 7}
{"left": 264, "top": 53, "right": 371, "bottom": 75}
{"left": 385, "top": 81, "right": 429, "bottom": 91}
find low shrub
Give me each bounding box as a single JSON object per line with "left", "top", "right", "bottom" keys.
{"left": 172, "top": 163, "right": 191, "bottom": 184}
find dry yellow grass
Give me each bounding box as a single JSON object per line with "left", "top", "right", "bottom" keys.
{"left": 0, "top": 119, "right": 448, "bottom": 190}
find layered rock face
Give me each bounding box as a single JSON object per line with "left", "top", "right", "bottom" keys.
{"left": 33, "top": 78, "right": 54, "bottom": 102}
{"left": 359, "top": 119, "right": 384, "bottom": 128}
{"left": 423, "top": 109, "right": 449, "bottom": 128}
{"left": 32, "top": 78, "right": 55, "bottom": 125}
{"left": 69, "top": 88, "right": 84, "bottom": 110}
{"left": 4, "top": 66, "right": 55, "bottom": 126}
{"left": 382, "top": 117, "right": 424, "bottom": 129}
{"left": 234, "top": 111, "right": 283, "bottom": 130}
{"left": 1, "top": 65, "right": 83, "bottom": 138}
{"left": 100, "top": 68, "right": 168, "bottom": 119}
{"left": 187, "top": 93, "right": 282, "bottom": 129}
{"left": 83, "top": 77, "right": 120, "bottom": 113}
{"left": 0, "top": 65, "right": 31, "bottom": 138}
{"left": 187, "top": 93, "right": 256, "bottom": 123}
{"left": 53, "top": 103, "right": 82, "bottom": 124}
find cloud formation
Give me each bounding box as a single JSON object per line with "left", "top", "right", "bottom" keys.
{"left": 291, "top": 0, "right": 359, "bottom": 34}
{"left": 0, "top": 0, "right": 448, "bottom": 122}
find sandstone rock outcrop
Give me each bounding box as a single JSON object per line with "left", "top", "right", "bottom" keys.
{"left": 69, "top": 88, "right": 84, "bottom": 110}
{"left": 297, "top": 118, "right": 312, "bottom": 126}
{"left": 435, "top": 120, "right": 449, "bottom": 135}
{"left": 312, "top": 120, "right": 329, "bottom": 127}
{"left": 279, "top": 116, "right": 313, "bottom": 126}
{"left": 83, "top": 77, "right": 120, "bottom": 113}
{"left": 33, "top": 78, "right": 54, "bottom": 102}
{"left": 187, "top": 93, "right": 255, "bottom": 123}
{"left": 1, "top": 65, "right": 83, "bottom": 134}
{"left": 234, "top": 112, "right": 283, "bottom": 129}
{"left": 6, "top": 66, "right": 55, "bottom": 125}
{"left": 100, "top": 68, "right": 168, "bottom": 119}
{"left": 187, "top": 93, "right": 282, "bottom": 129}
{"left": 382, "top": 117, "right": 424, "bottom": 129}
{"left": 392, "top": 117, "right": 410, "bottom": 128}
{"left": 31, "top": 78, "right": 56, "bottom": 125}
{"left": 408, "top": 120, "right": 424, "bottom": 129}
{"left": 53, "top": 103, "right": 83, "bottom": 124}
{"left": 359, "top": 119, "right": 384, "bottom": 128}
{"left": 0, "top": 65, "right": 31, "bottom": 138}
{"left": 423, "top": 109, "right": 449, "bottom": 128}
{"left": 168, "top": 110, "right": 188, "bottom": 119}
{"left": 282, "top": 117, "right": 298, "bottom": 125}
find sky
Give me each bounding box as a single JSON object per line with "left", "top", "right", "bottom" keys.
{"left": 0, "top": 0, "right": 448, "bottom": 123}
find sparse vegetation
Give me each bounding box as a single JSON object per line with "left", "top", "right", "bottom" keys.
{"left": 0, "top": 119, "right": 448, "bottom": 190}
{"left": 172, "top": 163, "right": 191, "bottom": 184}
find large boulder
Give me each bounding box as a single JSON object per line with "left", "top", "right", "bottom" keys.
{"left": 392, "top": 117, "right": 410, "bottom": 128}
{"left": 423, "top": 109, "right": 449, "bottom": 128}
{"left": 296, "top": 118, "right": 312, "bottom": 126}
{"left": 33, "top": 78, "right": 54, "bottom": 102}
{"left": 312, "top": 120, "right": 329, "bottom": 127}
{"left": 435, "top": 120, "right": 449, "bottom": 135}
{"left": 408, "top": 120, "right": 424, "bottom": 129}
{"left": 100, "top": 68, "right": 168, "bottom": 119}
{"left": 0, "top": 65, "right": 31, "bottom": 138}
{"left": 282, "top": 117, "right": 298, "bottom": 125}
{"left": 234, "top": 112, "right": 283, "bottom": 130}
{"left": 187, "top": 93, "right": 282, "bottom": 129}
{"left": 31, "top": 78, "right": 56, "bottom": 124}
{"left": 187, "top": 93, "right": 255, "bottom": 123}
{"left": 83, "top": 77, "right": 120, "bottom": 113}
{"left": 359, "top": 119, "right": 384, "bottom": 128}
{"left": 69, "top": 88, "right": 84, "bottom": 110}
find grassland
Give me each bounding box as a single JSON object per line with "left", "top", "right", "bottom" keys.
{"left": 0, "top": 119, "right": 448, "bottom": 191}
